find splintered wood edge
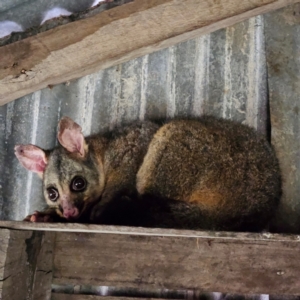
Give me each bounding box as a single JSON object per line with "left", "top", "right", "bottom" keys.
{"left": 0, "top": 220, "right": 299, "bottom": 242}
{"left": 1, "top": 0, "right": 300, "bottom": 105}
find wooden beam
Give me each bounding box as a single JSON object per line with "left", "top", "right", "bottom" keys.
{"left": 51, "top": 230, "right": 300, "bottom": 295}
{"left": 51, "top": 293, "right": 300, "bottom": 300}
{"left": 0, "top": 228, "right": 55, "bottom": 300}
{"left": 1, "top": 221, "right": 300, "bottom": 295}
{"left": 0, "top": 220, "right": 297, "bottom": 240}
{"left": 32, "top": 231, "right": 55, "bottom": 300}
{"left": 0, "top": 0, "right": 299, "bottom": 105}
{"left": 52, "top": 296, "right": 102, "bottom": 300}
{"left": 52, "top": 296, "right": 180, "bottom": 300}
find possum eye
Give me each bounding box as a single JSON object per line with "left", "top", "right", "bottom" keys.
{"left": 47, "top": 187, "right": 59, "bottom": 202}
{"left": 71, "top": 176, "right": 86, "bottom": 192}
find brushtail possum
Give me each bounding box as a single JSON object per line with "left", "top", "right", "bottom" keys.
{"left": 15, "top": 116, "right": 281, "bottom": 231}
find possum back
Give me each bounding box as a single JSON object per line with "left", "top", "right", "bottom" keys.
{"left": 136, "top": 117, "right": 281, "bottom": 231}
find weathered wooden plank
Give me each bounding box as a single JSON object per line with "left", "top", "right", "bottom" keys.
{"left": 1, "top": 220, "right": 300, "bottom": 242}
{"left": 0, "top": 228, "right": 54, "bottom": 300}
{"left": 52, "top": 230, "right": 300, "bottom": 295}
{"left": 0, "top": 0, "right": 299, "bottom": 105}
{"left": 52, "top": 296, "right": 181, "bottom": 300}
{"left": 265, "top": 4, "right": 300, "bottom": 233}
{"left": 52, "top": 296, "right": 117, "bottom": 300}
{"left": 1, "top": 221, "right": 300, "bottom": 296}
{"left": 52, "top": 284, "right": 192, "bottom": 299}
{"left": 0, "top": 229, "right": 37, "bottom": 300}
{"left": 32, "top": 231, "right": 55, "bottom": 300}
{"left": 0, "top": 229, "right": 10, "bottom": 298}
{"left": 52, "top": 296, "right": 104, "bottom": 300}
{"left": 51, "top": 293, "right": 300, "bottom": 300}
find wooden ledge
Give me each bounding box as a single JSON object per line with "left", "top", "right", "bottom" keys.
{"left": 1, "top": 0, "right": 300, "bottom": 105}
{"left": 1, "top": 220, "right": 300, "bottom": 296}
{"left": 0, "top": 220, "right": 300, "bottom": 241}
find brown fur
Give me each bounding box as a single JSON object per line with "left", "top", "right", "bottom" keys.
{"left": 15, "top": 116, "right": 281, "bottom": 231}
{"left": 189, "top": 189, "right": 223, "bottom": 208}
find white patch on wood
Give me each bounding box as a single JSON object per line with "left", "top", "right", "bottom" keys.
{"left": 99, "top": 286, "right": 109, "bottom": 296}
{"left": 212, "top": 292, "right": 223, "bottom": 300}
{"left": 41, "top": 7, "right": 72, "bottom": 25}
{"left": 193, "top": 35, "right": 211, "bottom": 116}
{"left": 259, "top": 295, "right": 269, "bottom": 300}
{"left": 0, "top": 21, "right": 23, "bottom": 38}
{"left": 92, "top": 0, "right": 106, "bottom": 7}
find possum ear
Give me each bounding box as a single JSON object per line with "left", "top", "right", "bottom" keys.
{"left": 57, "top": 116, "right": 86, "bottom": 157}
{"left": 14, "top": 144, "right": 47, "bottom": 175}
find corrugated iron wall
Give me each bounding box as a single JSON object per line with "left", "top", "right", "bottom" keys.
{"left": 265, "top": 3, "right": 300, "bottom": 233}
{"left": 0, "top": 15, "right": 268, "bottom": 221}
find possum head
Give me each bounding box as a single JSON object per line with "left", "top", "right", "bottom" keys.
{"left": 15, "top": 117, "right": 105, "bottom": 220}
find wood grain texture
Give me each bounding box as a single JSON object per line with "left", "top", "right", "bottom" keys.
{"left": 0, "top": 229, "right": 54, "bottom": 300}
{"left": 52, "top": 230, "right": 300, "bottom": 295}
{"left": 52, "top": 296, "right": 102, "bottom": 300}
{"left": 1, "top": 222, "right": 300, "bottom": 296}
{"left": 0, "top": 229, "right": 10, "bottom": 299}
{"left": 32, "top": 231, "right": 55, "bottom": 300}
{"left": 52, "top": 296, "right": 179, "bottom": 300}
{"left": 0, "top": 229, "right": 36, "bottom": 300}
{"left": 0, "top": 0, "right": 299, "bottom": 105}
{"left": 0, "top": 220, "right": 300, "bottom": 241}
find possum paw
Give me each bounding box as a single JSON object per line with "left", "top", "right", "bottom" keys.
{"left": 23, "top": 211, "right": 54, "bottom": 222}
{"left": 90, "top": 204, "right": 106, "bottom": 223}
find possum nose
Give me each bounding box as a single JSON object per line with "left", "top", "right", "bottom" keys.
{"left": 63, "top": 206, "right": 79, "bottom": 219}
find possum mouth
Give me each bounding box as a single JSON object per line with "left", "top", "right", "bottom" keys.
{"left": 59, "top": 196, "right": 100, "bottom": 221}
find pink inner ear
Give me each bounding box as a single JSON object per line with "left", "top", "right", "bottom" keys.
{"left": 57, "top": 117, "right": 85, "bottom": 156}
{"left": 14, "top": 145, "right": 47, "bottom": 174}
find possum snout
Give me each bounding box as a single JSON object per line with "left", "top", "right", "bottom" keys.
{"left": 63, "top": 206, "right": 79, "bottom": 219}
{"left": 61, "top": 200, "right": 79, "bottom": 219}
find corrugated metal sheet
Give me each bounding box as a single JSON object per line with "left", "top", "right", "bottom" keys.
{"left": 0, "top": 15, "right": 268, "bottom": 221}
{"left": 265, "top": 4, "right": 300, "bottom": 233}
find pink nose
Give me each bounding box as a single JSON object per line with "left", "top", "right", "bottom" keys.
{"left": 63, "top": 207, "right": 79, "bottom": 219}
